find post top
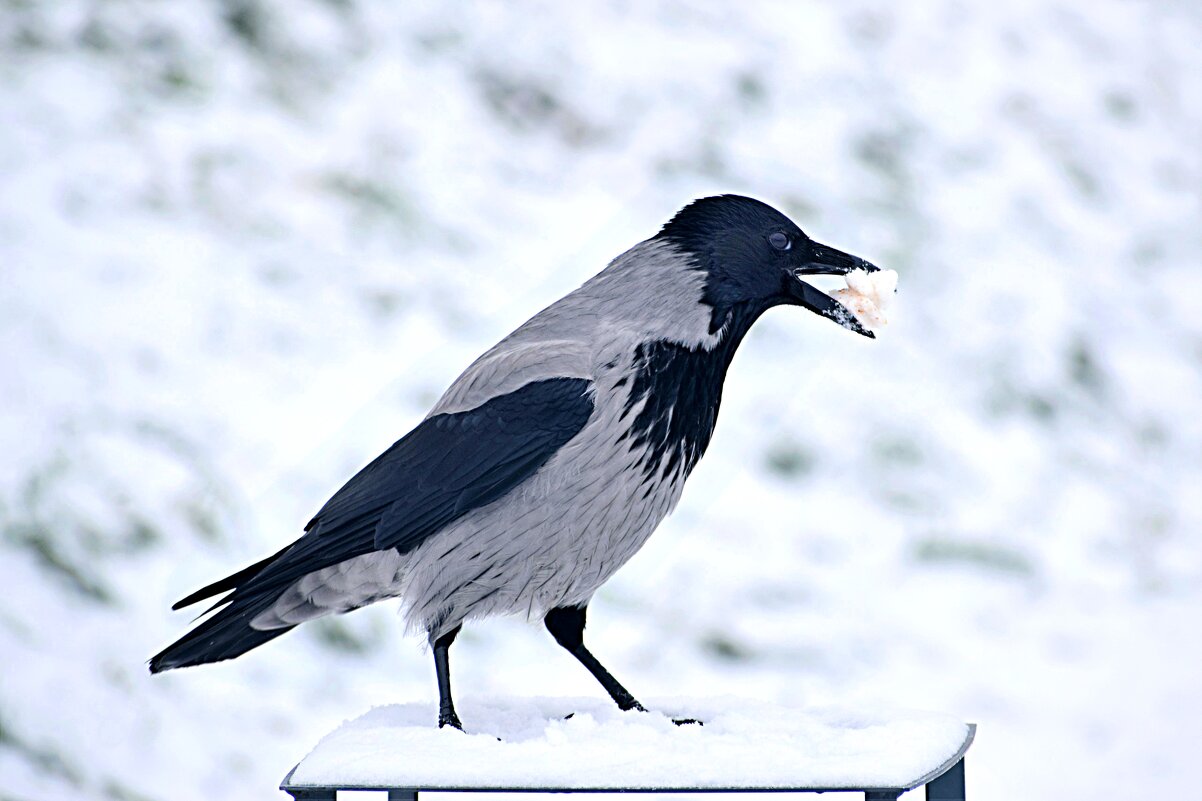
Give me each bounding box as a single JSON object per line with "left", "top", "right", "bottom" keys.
{"left": 281, "top": 696, "right": 974, "bottom": 794}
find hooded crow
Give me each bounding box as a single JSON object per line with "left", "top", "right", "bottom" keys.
{"left": 150, "top": 194, "right": 881, "bottom": 729}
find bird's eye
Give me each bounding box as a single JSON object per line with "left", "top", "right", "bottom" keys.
{"left": 768, "top": 232, "right": 791, "bottom": 251}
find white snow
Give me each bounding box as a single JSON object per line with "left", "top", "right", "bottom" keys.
{"left": 287, "top": 697, "right": 971, "bottom": 790}
{"left": 831, "top": 269, "right": 899, "bottom": 331}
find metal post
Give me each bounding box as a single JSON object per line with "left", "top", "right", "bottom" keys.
{"left": 926, "top": 757, "right": 966, "bottom": 801}
{"left": 865, "top": 791, "right": 902, "bottom": 801}
{"left": 389, "top": 791, "right": 419, "bottom": 801}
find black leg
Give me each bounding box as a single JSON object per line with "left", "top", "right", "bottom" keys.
{"left": 433, "top": 625, "right": 463, "bottom": 730}
{"left": 544, "top": 605, "right": 646, "bottom": 712}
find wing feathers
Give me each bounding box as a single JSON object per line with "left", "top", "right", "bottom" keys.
{"left": 165, "top": 378, "right": 594, "bottom": 625}
{"left": 371, "top": 377, "right": 594, "bottom": 550}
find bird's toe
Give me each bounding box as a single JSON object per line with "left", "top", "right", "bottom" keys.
{"left": 438, "top": 711, "right": 464, "bottom": 731}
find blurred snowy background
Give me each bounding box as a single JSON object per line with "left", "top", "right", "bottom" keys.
{"left": 3, "top": 1, "right": 1201, "bottom": 799}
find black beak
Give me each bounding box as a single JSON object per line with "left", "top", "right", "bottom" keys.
{"left": 796, "top": 241, "right": 880, "bottom": 276}
{"left": 788, "top": 240, "right": 881, "bottom": 339}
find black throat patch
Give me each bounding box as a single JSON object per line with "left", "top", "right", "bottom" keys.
{"left": 621, "top": 304, "right": 762, "bottom": 482}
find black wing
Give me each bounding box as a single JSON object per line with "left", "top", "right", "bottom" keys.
{"left": 179, "top": 376, "right": 594, "bottom": 611}
{"left": 328, "top": 375, "right": 595, "bottom": 552}
{"left": 150, "top": 377, "right": 594, "bottom": 672}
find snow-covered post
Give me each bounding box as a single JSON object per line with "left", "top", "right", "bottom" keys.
{"left": 278, "top": 698, "right": 975, "bottom": 801}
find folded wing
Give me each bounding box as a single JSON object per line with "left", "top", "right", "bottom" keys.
{"left": 150, "top": 376, "right": 595, "bottom": 671}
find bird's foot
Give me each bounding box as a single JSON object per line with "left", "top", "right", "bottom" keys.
{"left": 572, "top": 705, "right": 699, "bottom": 726}
{"left": 617, "top": 696, "right": 647, "bottom": 713}
{"left": 438, "top": 708, "right": 464, "bottom": 731}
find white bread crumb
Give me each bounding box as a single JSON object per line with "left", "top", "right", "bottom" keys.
{"left": 831, "top": 268, "right": 898, "bottom": 331}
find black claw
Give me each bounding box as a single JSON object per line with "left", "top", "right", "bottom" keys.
{"left": 618, "top": 696, "right": 647, "bottom": 713}
{"left": 672, "top": 717, "right": 703, "bottom": 726}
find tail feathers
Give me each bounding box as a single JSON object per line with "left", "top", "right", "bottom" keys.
{"left": 149, "top": 597, "right": 294, "bottom": 673}
{"left": 171, "top": 544, "right": 293, "bottom": 610}
{"left": 151, "top": 545, "right": 298, "bottom": 673}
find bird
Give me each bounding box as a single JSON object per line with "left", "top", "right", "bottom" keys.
{"left": 149, "top": 194, "right": 880, "bottom": 729}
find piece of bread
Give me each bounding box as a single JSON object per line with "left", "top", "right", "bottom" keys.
{"left": 831, "top": 268, "right": 898, "bottom": 331}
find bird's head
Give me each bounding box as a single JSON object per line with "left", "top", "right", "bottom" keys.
{"left": 656, "top": 195, "right": 882, "bottom": 338}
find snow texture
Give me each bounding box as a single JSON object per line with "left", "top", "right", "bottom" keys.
{"left": 287, "top": 697, "right": 971, "bottom": 790}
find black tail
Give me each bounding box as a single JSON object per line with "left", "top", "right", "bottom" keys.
{"left": 149, "top": 545, "right": 295, "bottom": 673}
{"left": 170, "top": 544, "right": 292, "bottom": 611}
{"left": 149, "top": 599, "right": 295, "bottom": 673}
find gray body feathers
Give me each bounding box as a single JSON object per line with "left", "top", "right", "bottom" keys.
{"left": 251, "top": 239, "right": 724, "bottom": 641}
{"left": 152, "top": 192, "right": 880, "bottom": 730}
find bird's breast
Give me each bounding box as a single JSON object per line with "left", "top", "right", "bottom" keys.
{"left": 614, "top": 337, "right": 730, "bottom": 484}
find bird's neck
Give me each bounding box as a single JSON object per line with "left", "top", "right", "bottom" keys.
{"left": 622, "top": 302, "right": 764, "bottom": 482}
